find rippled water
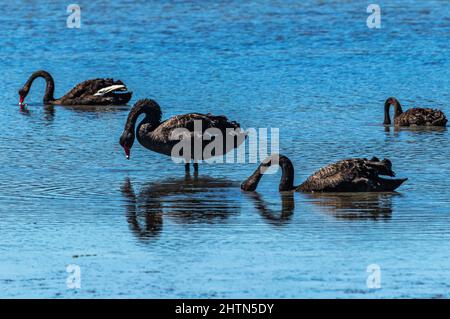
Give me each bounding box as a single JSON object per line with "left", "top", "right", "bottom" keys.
{"left": 1, "top": 0, "right": 450, "bottom": 298}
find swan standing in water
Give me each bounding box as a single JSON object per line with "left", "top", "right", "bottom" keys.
{"left": 383, "top": 97, "right": 447, "bottom": 127}
{"left": 18, "top": 70, "right": 132, "bottom": 106}
{"left": 241, "top": 154, "right": 407, "bottom": 192}
{"left": 119, "top": 99, "right": 246, "bottom": 172}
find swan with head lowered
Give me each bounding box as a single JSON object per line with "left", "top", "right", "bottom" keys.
{"left": 241, "top": 154, "right": 407, "bottom": 192}
{"left": 119, "top": 99, "right": 246, "bottom": 172}
{"left": 383, "top": 97, "right": 447, "bottom": 127}
{"left": 18, "top": 70, "right": 132, "bottom": 106}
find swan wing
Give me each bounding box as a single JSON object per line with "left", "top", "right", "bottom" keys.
{"left": 63, "top": 78, "right": 127, "bottom": 99}
{"left": 397, "top": 108, "right": 447, "bottom": 126}
{"left": 298, "top": 158, "right": 396, "bottom": 192}
{"left": 298, "top": 159, "right": 363, "bottom": 192}
{"left": 152, "top": 113, "right": 244, "bottom": 142}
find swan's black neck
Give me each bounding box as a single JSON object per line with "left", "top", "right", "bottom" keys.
{"left": 121, "top": 99, "right": 163, "bottom": 151}
{"left": 125, "top": 99, "right": 162, "bottom": 134}
{"left": 384, "top": 97, "right": 404, "bottom": 124}
{"left": 393, "top": 99, "right": 404, "bottom": 117}
{"left": 22, "top": 70, "right": 56, "bottom": 104}
{"left": 241, "top": 154, "right": 296, "bottom": 192}
{"left": 240, "top": 164, "right": 265, "bottom": 191}
{"left": 279, "top": 156, "right": 295, "bottom": 191}
{"left": 384, "top": 101, "right": 391, "bottom": 125}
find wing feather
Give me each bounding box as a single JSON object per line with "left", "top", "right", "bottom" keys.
{"left": 297, "top": 158, "right": 394, "bottom": 192}
{"left": 396, "top": 108, "right": 447, "bottom": 126}
{"left": 152, "top": 113, "right": 243, "bottom": 141}
{"left": 63, "top": 78, "right": 126, "bottom": 99}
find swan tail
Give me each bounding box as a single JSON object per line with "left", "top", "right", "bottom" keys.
{"left": 206, "top": 114, "right": 242, "bottom": 131}
{"left": 377, "top": 177, "right": 408, "bottom": 192}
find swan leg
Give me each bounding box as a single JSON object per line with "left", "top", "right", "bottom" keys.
{"left": 193, "top": 162, "right": 199, "bottom": 172}
{"left": 185, "top": 163, "right": 190, "bottom": 173}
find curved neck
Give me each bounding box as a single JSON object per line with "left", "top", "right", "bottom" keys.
{"left": 384, "top": 101, "right": 391, "bottom": 125}
{"left": 24, "top": 71, "right": 56, "bottom": 103}
{"left": 124, "top": 100, "right": 162, "bottom": 135}
{"left": 393, "top": 99, "right": 403, "bottom": 117}
{"left": 241, "top": 155, "right": 296, "bottom": 192}
{"left": 279, "top": 157, "right": 295, "bottom": 191}
{"left": 240, "top": 164, "right": 265, "bottom": 191}
{"left": 125, "top": 102, "right": 161, "bottom": 130}
{"left": 384, "top": 98, "right": 404, "bottom": 124}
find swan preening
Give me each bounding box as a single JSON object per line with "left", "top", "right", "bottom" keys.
{"left": 119, "top": 99, "right": 246, "bottom": 172}
{"left": 241, "top": 154, "right": 407, "bottom": 193}
{"left": 18, "top": 70, "right": 132, "bottom": 106}
{"left": 384, "top": 97, "right": 447, "bottom": 127}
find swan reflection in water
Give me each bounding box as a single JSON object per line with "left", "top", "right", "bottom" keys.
{"left": 384, "top": 125, "right": 447, "bottom": 134}
{"left": 121, "top": 176, "right": 241, "bottom": 241}
{"left": 121, "top": 176, "right": 296, "bottom": 241}
{"left": 242, "top": 192, "right": 295, "bottom": 226}
{"left": 19, "top": 103, "right": 130, "bottom": 123}
{"left": 303, "top": 192, "right": 400, "bottom": 220}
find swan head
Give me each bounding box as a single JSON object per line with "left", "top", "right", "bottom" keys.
{"left": 18, "top": 88, "right": 28, "bottom": 106}
{"left": 385, "top": 97, "right": 396, "bottom": 105}
{"left": 119, "top": 130, "right": 135, "bottom": 160}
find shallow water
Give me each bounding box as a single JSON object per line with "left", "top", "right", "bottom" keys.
{"left": 1, "top": 0, "right": 450, "bottom": 298}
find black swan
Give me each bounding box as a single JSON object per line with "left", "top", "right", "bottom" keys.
{"left": 241, "top": 154, "right": 407, "bottom": 192}
{"left": 119, "top": 99, "right": 246, "bottom": 172}
{"left": 18, "top": 70, "right": 132, "bottom": 106}
{"left": 384, "top": 97, "right": 447, "bottom": 127}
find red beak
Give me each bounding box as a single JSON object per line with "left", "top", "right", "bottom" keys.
{"left": 19, "top": 96, "right": 24, "bottom": 105}
{"left": 124, "top": 146, "right": 130, "bottom": 160}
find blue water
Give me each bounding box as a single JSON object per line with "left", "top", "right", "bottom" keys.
{"left": 1, "top": 0, "right": 450, "bottom": 298}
